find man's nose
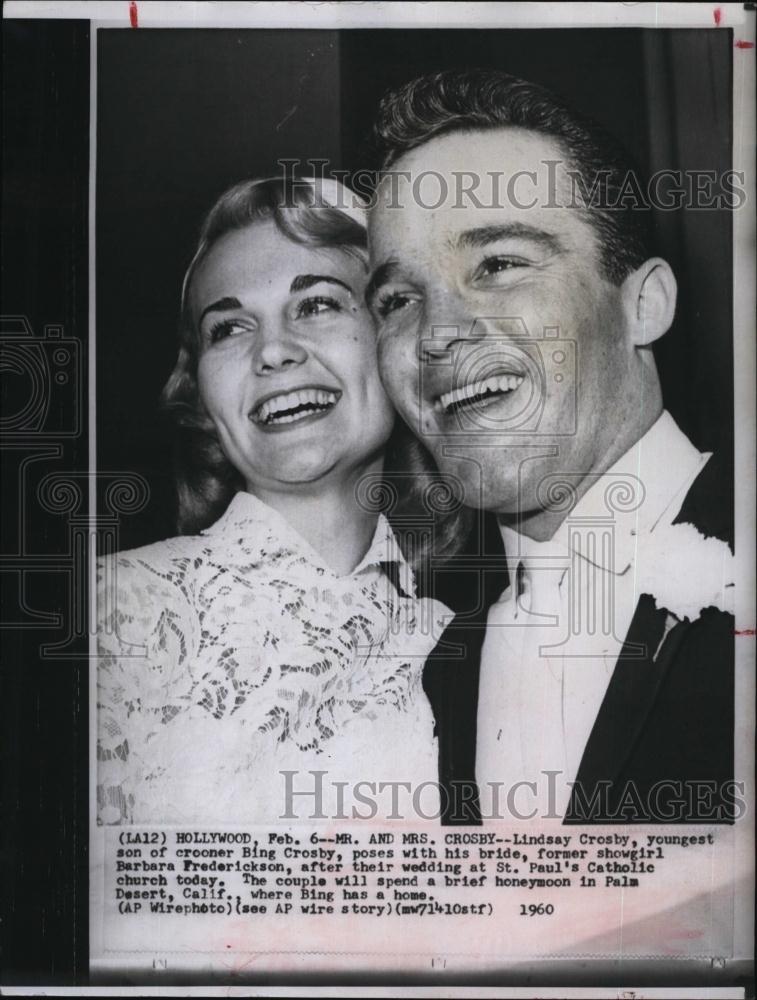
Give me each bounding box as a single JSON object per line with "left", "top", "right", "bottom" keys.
{"left": 418, "top": 288, "right": 485, "bottom": 362}
{"left": 253, "top": 323, "right": 308, "bottom": 374}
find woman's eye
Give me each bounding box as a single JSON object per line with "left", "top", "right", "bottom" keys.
{"left": 295, "top": 295, "right": 342, "bottom": 319}
{"left": 207, "top": 318, "right": 250, "bottom": 343}
{"left": 376, "top": 291, "right": 417, "bottom": 319}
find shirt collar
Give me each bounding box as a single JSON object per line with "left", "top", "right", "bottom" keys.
{"left": 202, "top": 490, "right": 415, "bottom": 592}
{"left": 500, "top": 411, "right": 710, "bottom": 576}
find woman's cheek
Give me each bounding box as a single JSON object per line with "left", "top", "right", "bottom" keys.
{"left": 198, "top": 361, "right": 231, "bottom": 413}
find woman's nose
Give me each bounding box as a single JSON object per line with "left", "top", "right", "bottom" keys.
{"left": 253, "top": 325, "right": 308, "bottom": 374}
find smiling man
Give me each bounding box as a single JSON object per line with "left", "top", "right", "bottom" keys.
{"left": 367, "top": 69, "right": 735, "bottom": 825}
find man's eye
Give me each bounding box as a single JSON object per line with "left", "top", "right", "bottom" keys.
{"left": 295, "top": 296, "right": 342, "bottom": 319}
{"left": 376, "top": 291, "right": 416, "bottom": 319}
{"left": 207, "top": 319, "right": 250, "bottom": 343}
{"left": 475, "top": 256, "right": 529, "bottom": 279}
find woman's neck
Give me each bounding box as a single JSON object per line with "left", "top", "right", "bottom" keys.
{"left": 248, "top": 461, "right": 384, "bottom": 576}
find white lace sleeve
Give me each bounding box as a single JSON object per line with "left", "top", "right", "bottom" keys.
{"left": 96, "top": 545, "right": 197, "bottom": 824}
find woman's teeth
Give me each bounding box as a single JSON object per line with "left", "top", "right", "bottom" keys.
{"left": 252, "top": 388, "right": 339, "bottom": 426}
{"left": 438, "top": 374, "right": 524, "bottom": 413}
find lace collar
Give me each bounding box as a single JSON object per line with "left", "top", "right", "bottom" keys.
{"left": 201, "top": 490, "right": 416, "bottom": 595}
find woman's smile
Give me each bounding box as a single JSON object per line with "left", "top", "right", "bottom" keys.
{"left": 249, "top": 385, "right": 342, "bottom": 429}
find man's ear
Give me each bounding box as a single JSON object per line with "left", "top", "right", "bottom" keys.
{"left": 621, "top": 257, "right": 677, "bottom": 347}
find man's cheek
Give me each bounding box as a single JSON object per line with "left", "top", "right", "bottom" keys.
{"left": 375, "top": 336, "right": 395, "bottom": 376}
{"left": 396, "top": 389, "right": 422, "bottom": 431}
{"left": 378, "top": 347, "right": 412, "bottom": 400}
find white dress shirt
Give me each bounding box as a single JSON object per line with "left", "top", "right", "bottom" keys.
{"left": 476, "top": 411, "right": 710, "bottom": 817}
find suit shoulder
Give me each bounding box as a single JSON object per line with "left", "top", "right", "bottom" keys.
{"left": 674, "top": 450, "right": 734, "bottom": 549}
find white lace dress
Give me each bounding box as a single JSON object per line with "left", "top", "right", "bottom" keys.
{"left": 96, "top": 491, "right": 449, "bottom": 825}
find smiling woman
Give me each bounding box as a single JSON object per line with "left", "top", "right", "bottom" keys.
{"left": 191, "top": 217, "right": 394, "bottom": 520}
{"left": 163, "top": 176, "right": 382, "bottom": 537}
{"left": 95, "top": 177, "right": 453, "bottom": 826}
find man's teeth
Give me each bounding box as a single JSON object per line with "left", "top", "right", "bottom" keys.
{"left": 439, "top": 374, "right": 524, "bottom": 413}
{"left": 253, "top": 388, "right": 338, "bottom": 425}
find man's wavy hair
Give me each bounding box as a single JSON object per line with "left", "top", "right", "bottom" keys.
{"left": 371, "top": 68, "right": 653, "bottom": 284}
{"left": 161, "top": 175, "right": 471, "bottom": 564}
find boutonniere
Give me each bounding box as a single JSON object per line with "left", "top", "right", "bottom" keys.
{"left": 636, "top": 521, "right": 734, "bottom": 622}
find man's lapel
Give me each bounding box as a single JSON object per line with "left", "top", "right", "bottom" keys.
{"left": 570, "top": 594, "right": 689, "bottom": 809}
{"left": 570, "top": 450, "right": 732, "bottom": 813}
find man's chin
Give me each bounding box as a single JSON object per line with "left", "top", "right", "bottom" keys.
{"left": 424, "top": 455, "right": 511, "bottom": 513}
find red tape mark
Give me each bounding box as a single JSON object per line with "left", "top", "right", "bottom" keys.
{"left": 713, "top": 7, "right": 722, "bottom": 25}
{"left": 129, "top": 1, "right": 138, "bottom": 27}
{"left": 735, "top": 40, "right": 755, "bottom": 49}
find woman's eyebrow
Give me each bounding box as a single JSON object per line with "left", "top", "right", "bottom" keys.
{"left": 289, "top": 274, "right": 352, "bottom": 294}
{"left": 199, "top": 296, "right": 242, "bottom": 324}
{"left": 198, "top": 276, "right": 352, "bottom": 324}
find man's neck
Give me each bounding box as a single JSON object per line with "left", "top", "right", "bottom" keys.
{"left": 499, "top": 408, "right": 665, "bottom": 543}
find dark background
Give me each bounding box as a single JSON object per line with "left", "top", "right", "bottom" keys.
{"left": 2, "top": 21, "right": 737, "bottom": 987}
{"left": 2, "top": 18, "right": 90, "bottom": 988}
{"left": 96, "top": 27, "right": 733, "bottom": 550}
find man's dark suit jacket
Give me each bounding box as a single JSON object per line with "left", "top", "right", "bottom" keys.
{"left": 421, "top": 453, "right": 736, "bottom": 824}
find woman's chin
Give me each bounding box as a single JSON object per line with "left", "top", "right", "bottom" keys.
{"left": 240, "top": 441, "right": 388, "bottom": 496}
{"left": 245, "top": 459, "right": 344, "bottom": 492}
